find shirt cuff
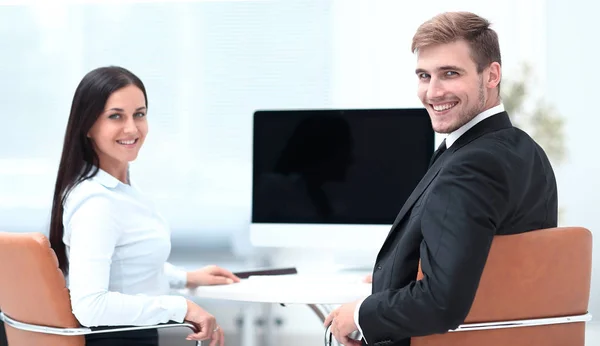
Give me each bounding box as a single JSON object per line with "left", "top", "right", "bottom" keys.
{"left": 172, "top": 268, "right": 188, "bottom": 289}
{"left": 164, "top": 262, "right": 189, "bottom": 289}
{"left": 160, "top": 295, "right": 188, "bottom": 323}
{"left": 354, "top": 296, "right": 368, "bottom": 344}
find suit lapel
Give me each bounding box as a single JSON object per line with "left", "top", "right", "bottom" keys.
{"left": 380, "top": 111, "right": 513, "bottom": 247}
{"left": 382, "top": 151, "right": 447, "bottom": 245}
{"left": 449, "top": 111, "right": 512, "bottom": 151}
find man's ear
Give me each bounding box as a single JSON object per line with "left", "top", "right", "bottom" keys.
{"left": 486, "top": 62, "right": 501, "bottom": 89}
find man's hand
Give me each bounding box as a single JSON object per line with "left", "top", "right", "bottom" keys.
{"left": 324, "top": 301, "right": 362, "bottom": 346}
{"left": 184, "top": 300, "right": 224, "bottom": 346}
{"left": 186, "top": 265, "right": 241, "bottom": 288}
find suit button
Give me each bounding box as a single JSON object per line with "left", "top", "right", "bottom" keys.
{"left": 376, "top": 265, "right": 382, "bottom": 270}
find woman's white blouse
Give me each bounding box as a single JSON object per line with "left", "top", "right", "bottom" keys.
{"left": 62, "top": 168, "right": 188, "bottom": 327}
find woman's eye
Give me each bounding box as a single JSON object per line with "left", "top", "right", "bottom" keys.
{"left": 108, "top": 114, "right": 121, "bottom": 119}
{"left": 134, "top": 112, "right": 146, "bottom": 118}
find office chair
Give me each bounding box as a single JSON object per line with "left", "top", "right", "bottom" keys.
{"left": 324, "top": 226, "right": 592, "bottom": 346}
{"left": 0, "top": 232, "right": 200, "bottom": 346}
{"left": 411, "top": 226, "right": 593, "bottom": 346}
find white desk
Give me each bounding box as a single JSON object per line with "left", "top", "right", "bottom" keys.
{"left": 186, "top": 274, "right": 370, "bottom": 304}
{"left": 181, "top": 273, "right": 371, "bottom": 346}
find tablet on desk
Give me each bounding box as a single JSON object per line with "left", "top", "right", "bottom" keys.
{"left": 233, "top": 267, "right": 298, "bottom": 279}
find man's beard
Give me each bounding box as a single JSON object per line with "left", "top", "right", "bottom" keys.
{"left": 450, "top": 78, "right": 486, "bottom": 133}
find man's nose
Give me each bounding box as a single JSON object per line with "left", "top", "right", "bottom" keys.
{"left": 427, "top": 78, "right": 446, "bottom": 100}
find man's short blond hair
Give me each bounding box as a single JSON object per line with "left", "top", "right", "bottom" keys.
{"left": 412, "top": 11, "right": 502, "bottom": 73}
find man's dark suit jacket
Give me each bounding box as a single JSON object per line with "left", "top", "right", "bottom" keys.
{"left": 359, "top": 111, "right": 558, "bottom": 346}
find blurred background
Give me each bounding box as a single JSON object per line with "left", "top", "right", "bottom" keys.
{"left": 0, "top": 0, "right": 597, "bottom": 345}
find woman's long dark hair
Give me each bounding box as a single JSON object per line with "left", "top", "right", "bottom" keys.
{"left": 49, "top": 66, "right": 147, "bottom": 275}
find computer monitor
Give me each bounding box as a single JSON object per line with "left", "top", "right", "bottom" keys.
{"left": 250, "top": 108, "right": 434, "bottom": 252}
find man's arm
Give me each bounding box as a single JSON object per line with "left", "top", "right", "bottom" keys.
{"left": 358, "top": 148, "right": 511, "bottom": 342}
{"left": 354, "top": 297, "right": 367, "bottom": 342}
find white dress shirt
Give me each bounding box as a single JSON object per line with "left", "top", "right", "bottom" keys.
{"left": 63, "top": 167, "right": 189, "bottom": 327}
{"left": 353, "top": 103, "right": 505, "bottom": 342}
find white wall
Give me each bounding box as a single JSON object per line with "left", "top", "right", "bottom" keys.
{"left": 546, "top": 0, "right": 599, "bottom": 317}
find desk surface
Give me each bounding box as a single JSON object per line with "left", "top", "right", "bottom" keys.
{"left": 182, "top": 274, "right": 372, "bottom": 304}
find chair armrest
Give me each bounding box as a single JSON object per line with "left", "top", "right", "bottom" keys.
{"left": 1, "top": 312, "right": 200, "bottom": 344}
{"left": 89, "top": 321, "right": 198, "bottom": 335}
{"left": 449, "top": 312, "right": 592, "bottom": 332}
{"left": 322, "top": 313, "right": 592, "bottom": 345}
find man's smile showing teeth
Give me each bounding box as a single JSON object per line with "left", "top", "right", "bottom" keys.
{"left": 117, "top": 139, "right": 138, "bottom": 145}
{"left": 431, "top": 102, "right": 458, "bottom": 112}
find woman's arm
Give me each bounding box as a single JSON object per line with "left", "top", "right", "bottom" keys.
{"left": 164, "top": 262, "right": 188, "bottom": 289}
{"left": 66, "top": 194, "right": 187, "bottom": 327}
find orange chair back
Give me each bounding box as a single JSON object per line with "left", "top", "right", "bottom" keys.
{"left": 412, "top": 227, "right": 592, "bottom": 346}
{"left": 0, "top": 232, "right": 84, "bottom": 346}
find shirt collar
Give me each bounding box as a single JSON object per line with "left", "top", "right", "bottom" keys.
{"left": 90, "top": 166, "right": 129, "bottom": 188}
{"left": 446, "top": 103, "right": 505, "bottom": 148}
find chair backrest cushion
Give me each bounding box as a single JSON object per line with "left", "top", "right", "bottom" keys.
{"left": 417, "top": 227, "right": 592, "bottom": 322}
{"left": 411, "top": 227, "right": 592, "bottom": 346}
{"left": 0, "top": 232, "right": 84, "bottom": 346}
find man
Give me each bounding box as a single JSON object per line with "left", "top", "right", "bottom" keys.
{"left": 324, "top": 11, "right": 557, "bottom": 346}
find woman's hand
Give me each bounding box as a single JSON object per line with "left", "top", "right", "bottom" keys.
{"left": 186, "top": 265, "right": 241, "bottom": 288}
{"left": 184, "top": 300, "right": 224, "bottom": 346}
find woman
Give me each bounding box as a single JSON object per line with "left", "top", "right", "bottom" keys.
{"left": 48, "top": 66, "right": 239, "bottom": 346}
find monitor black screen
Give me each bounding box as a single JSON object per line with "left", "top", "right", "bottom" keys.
{"left": 252, "top": 108, "right": 434, "bottom": 225}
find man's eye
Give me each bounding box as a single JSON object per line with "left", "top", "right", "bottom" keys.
{"left": 445, "top": 71, "right": 458, "bottom": 76}
{"left": 419, "top": 73, "right": 430, "bottom": 79}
